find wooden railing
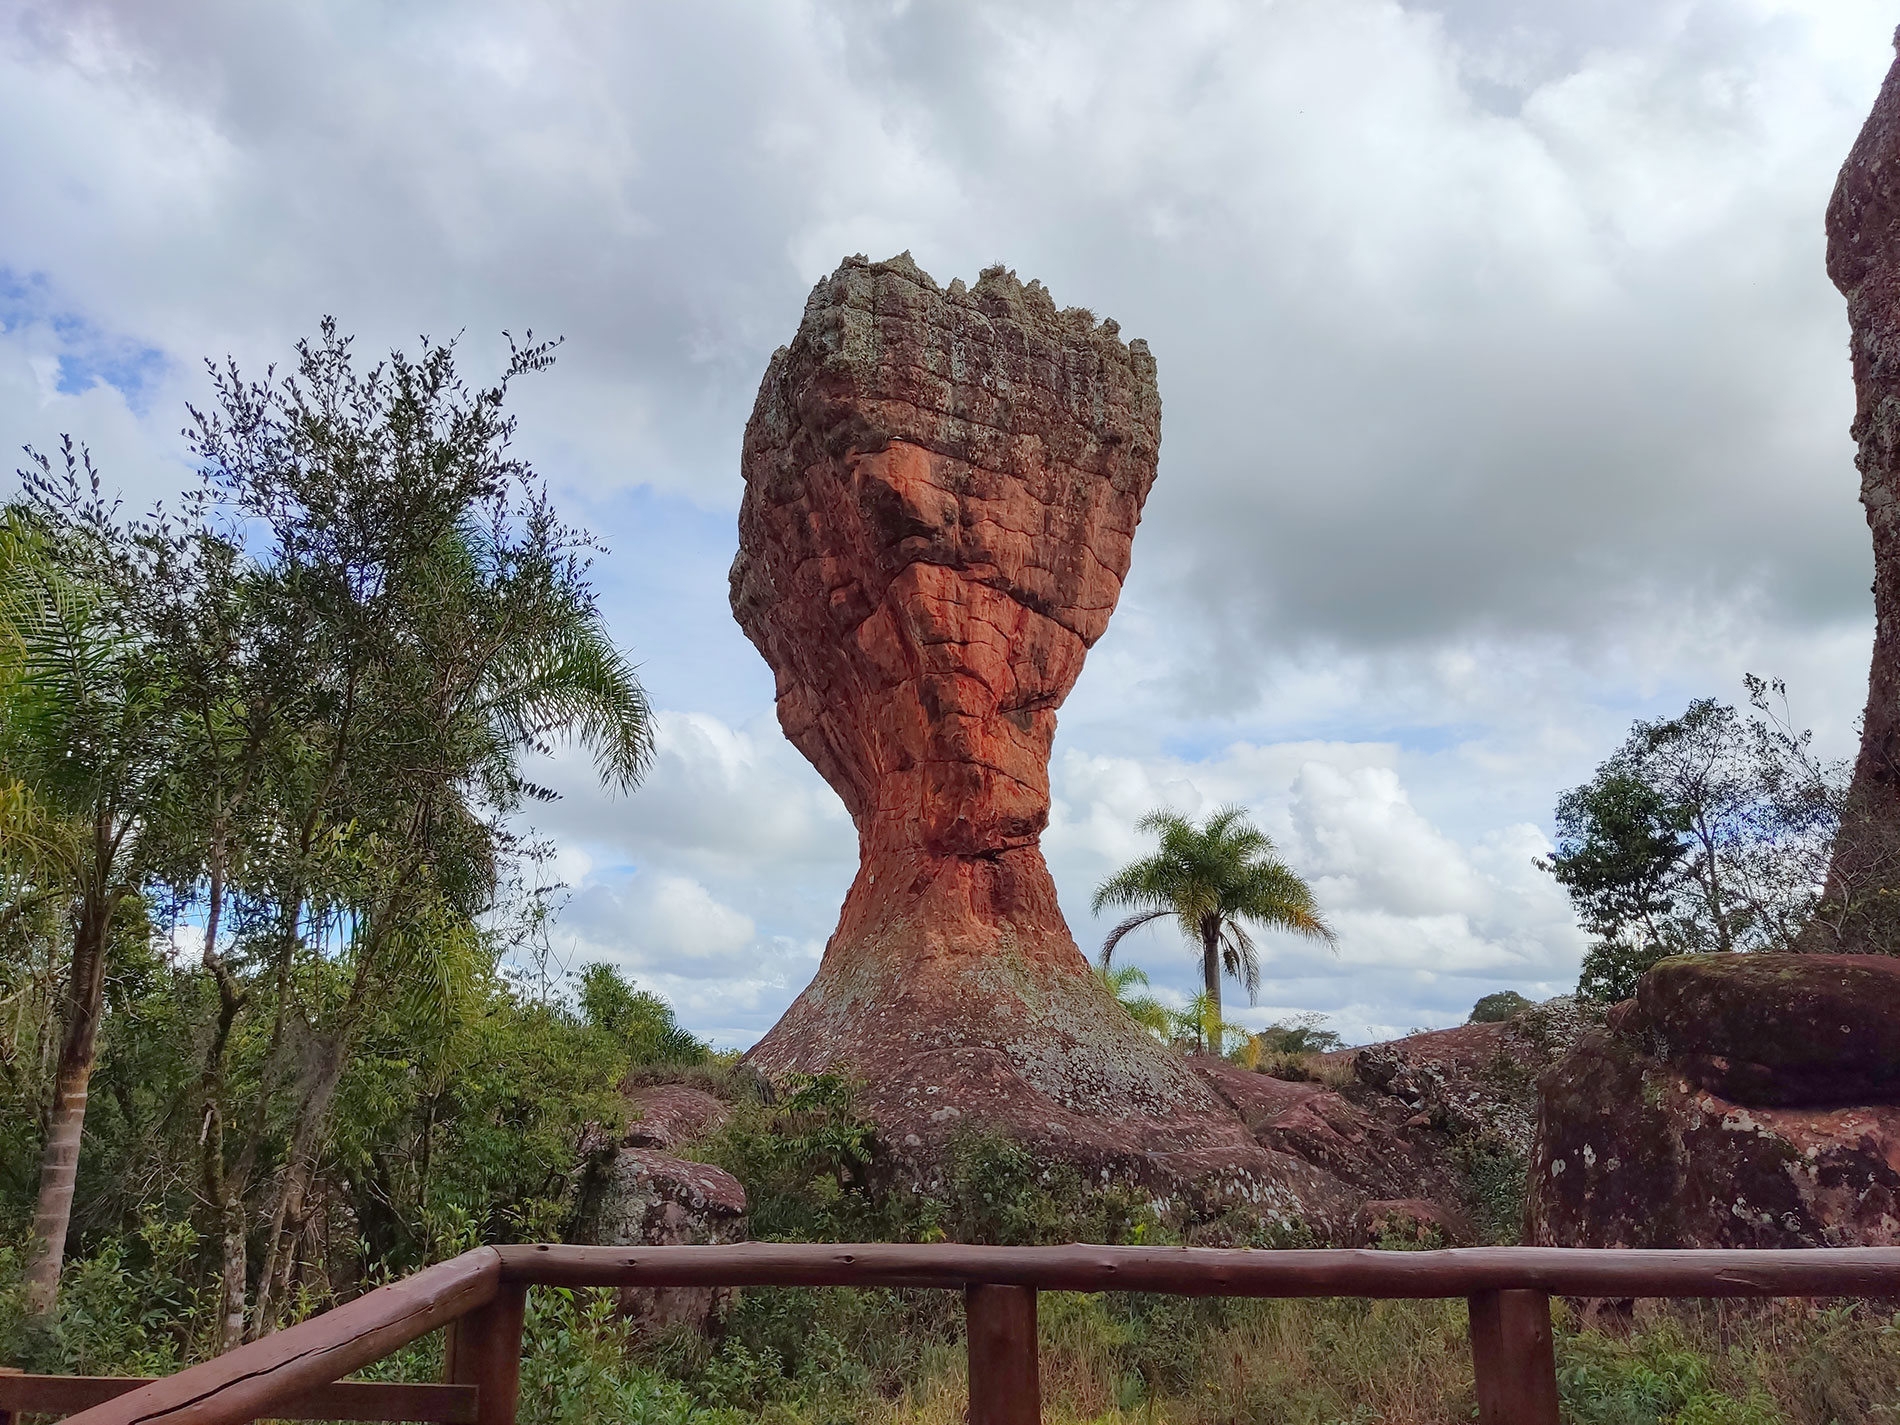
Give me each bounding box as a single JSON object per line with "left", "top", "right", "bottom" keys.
{"left": 8, "top": 1244, "right": 1900, "bottom": 1425}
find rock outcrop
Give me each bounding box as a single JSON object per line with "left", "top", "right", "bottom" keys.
{"left": 1528, "top": 955, "right": 1900, "bottom": 1248}
{"left": 1190, "top": 1056, "right": 1466, "bottom": 1210}
{"left": 591, "top": 1149, "right": 748, "bottom": 1335}
{"left": 623, "top": 1083, "right": 733, "bottom": 1150}
{"left": 729, "top": 254, "right": 1349, "bottom": 1226}
{"left": 1809, "top": 27, "right": 1900, "bottom": 952}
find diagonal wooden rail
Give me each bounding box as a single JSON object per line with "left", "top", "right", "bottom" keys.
{"left": 9, "top": 1244, "right": 1900, "bottom": 1425}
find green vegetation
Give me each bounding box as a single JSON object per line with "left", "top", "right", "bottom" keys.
{"left": 1094, "top": 962, "right": 1172, "bottom": 1039}
{"left": 1468, "top": 990, "right": 1532, "bottom": 1023}
{"left": 0, "top": 321, "right": 663, "bottom": 1346}
{"left": 3, "top": 332, "right": 1889, "bottom": 1425}
{"left": 1541, "top": 679, "right": 1845, "bottom": 1001}
{"left": 1094, "top": 806, "right": 1333, "bottom": 1053}
{"left": 4, "top": 976, "right": 1893, "bottom": 1423}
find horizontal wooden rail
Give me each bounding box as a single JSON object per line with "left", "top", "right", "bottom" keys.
{"left": 496, "top": 1242, "right": 1900, "bottom": 1298}
{"left": 29, "top": 1243, "right": 1900, "bottom": 1425}
{"left": 0, "top": 1376, "right": 476, "bottom": 1423}
{"left": 53, "top": 1248, "right": 500, "bottom": 1425}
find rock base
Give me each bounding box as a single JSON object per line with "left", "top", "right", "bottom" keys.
{"left": 1529, "top": 955, "right": 1900, "bottom": 1248}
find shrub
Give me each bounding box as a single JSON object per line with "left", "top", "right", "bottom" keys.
{"left": 1469, "top": 990, "right": 1534, "bottom": 1023}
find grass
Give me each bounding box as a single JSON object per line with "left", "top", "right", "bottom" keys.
{"left": 11, "top": 1073, "right": 1900, "bottom": 1424}
{"left": 608, "top": 1290, "right": 1900, "bottom": 1425}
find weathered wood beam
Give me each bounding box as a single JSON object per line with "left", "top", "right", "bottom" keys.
{"left": 1469, "top": 1289, "right": 1560, "bottom": 1425}
{"left": 966, "top": 1285, "right": 1039, "bottom": 1425}
{"left": 495, "top": 1242, "right": 1900, "bottom": 1299}
{"left": 54, "top": 1248, "right": 500, "bottom": 1425}
{"left": 0, "top": 1375, "right": 478, "bottom": 1424}
{"left": 447, "top": 1283, "right": 526, "bottom": 1425}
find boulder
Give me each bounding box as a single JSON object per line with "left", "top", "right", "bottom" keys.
{"left": 623, "top": 1083, "right": 732, "bottom": 1150}
{"left": 1528, "top": 1029, "right": 1900, "bottom": 1249}
{"left": 1189, "top": 1056, "right": 1463, "bottom": 1208}
{"left": 730, "top": 253, "right": 1354, "bottom": 1231}
{"left": 593, "top": 1149, "right": 747, "bottom": 1336}
{"left": 1621, "top": 954, "right": 1900, "bottom": 1105}
{"left": 1529, "top": 957, "right": 1900, "bottom": 1248}
{"left": 1343, "top": 1001, "right": 1598, "bottom": 1154}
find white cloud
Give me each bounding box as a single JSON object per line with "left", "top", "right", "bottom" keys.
{"left": 3, "top": 0, "right": 1889, "bottom": 1045}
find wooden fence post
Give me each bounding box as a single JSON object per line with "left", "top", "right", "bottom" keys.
{"left": 1, "top": 1363, "right": 20, "bottom": 1425}
{"left": 447, "top": 1283, "right": 527, "bottom": 1425}
{"left": 1468, "top": 1288, "right": 1559, "bottom": 1425}
{"left": 966, "top": 1284, "right": 1039, "bottom": 1425}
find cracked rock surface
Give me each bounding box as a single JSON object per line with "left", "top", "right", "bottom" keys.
{"left": 729, "top": 254, "right": 1345, "bottom": 1224}
{"left": 1809, "top": 28, "right": 1900, "bottom": 951}
{"left": 1529, "top": 955, "right": 1900, "bottom": 1248}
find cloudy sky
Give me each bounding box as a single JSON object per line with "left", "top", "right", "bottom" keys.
{"left": 3, "top": 0, "right": 1889, "bottom": 1045}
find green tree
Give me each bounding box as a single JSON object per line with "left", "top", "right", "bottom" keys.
{"left": 1093, "top": 807, "right": 1333, "bottom": 1055}
{"left": 161, "top": 320, "right": 656, "bottom": 1337}
{"left": 576, "top": 962, "right": 708, "bottom": 1065}
{"left": 1251, "top": 1012, "right": 1345, "bottom": 1054}
{"left": 1467, "top": 990, "right": 1532, "bottom": 1024}
{"left": 0, "top": 465, "right": 180, "bottom": 1320}
{"left": 1544, "top": 680, "right": 1846, "bottom": 1002}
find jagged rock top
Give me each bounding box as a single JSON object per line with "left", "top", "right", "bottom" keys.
{"left": 740, "top": 252, "right": 1160, "bottom": 502}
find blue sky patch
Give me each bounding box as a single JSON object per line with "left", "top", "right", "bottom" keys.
{"left": 0, "top": 265, "right": 169, "bottom": 413}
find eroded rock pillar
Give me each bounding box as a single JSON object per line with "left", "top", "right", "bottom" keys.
{"left": 729, "top": 255, "right": 1332, "bottom": 1218}
{"left": 1817, "top": 31, "right": 1900, "bottom": 952}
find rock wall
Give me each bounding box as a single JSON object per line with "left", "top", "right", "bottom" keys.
{"left": 1528, "top": 955, "right": 1900, "bottom": 1248}
{"left": 1810, "top": 27, "right": 1900, "bottom": 952}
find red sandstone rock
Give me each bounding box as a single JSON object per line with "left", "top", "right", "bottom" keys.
{"left": 594, "top": 1148, "right": 747, "bottom": 1335}
{"left": 1528, "top": 1028, "right": 1900, "bottom": 1249}
{"left": 1624, "top": 953, "right": 1900, "bottom": 1105}
{"left": 1189, "top": 1056, "right": 1463, "bottom": 1208}
{"left": 623, "top": 1083, "right": 732, "bottom": 1150}
{"left": 1811, "top": 29, "right": 1900, "bottom": 951}
{"left": 1529, "top": 957, "right": 1900, "bottom": 1247}
{"left": 730, "top": 254, "right": 1345, "bottom": 1227}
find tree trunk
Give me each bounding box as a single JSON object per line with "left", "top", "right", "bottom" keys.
{"left": 1202, "top": 920, "right": 1222, "bottom": 1056}
{"left": 250, "top": 1038, "right": 347, "bottom": 1338}
{"left": 1693, "top": 816, "right": 1733, "bottom": 953}
{"left": 200, "top": 873, "right": 250, "bottom": 1354}
{"left": 22, "top": 883, "right": 113, "bottom": 1317}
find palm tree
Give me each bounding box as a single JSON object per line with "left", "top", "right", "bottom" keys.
{"left": 1093, "top": 806, "right": 1333, "bottom": 1055}
{"left": 1170, "top": 991, "right": 1251, "bottom": 1059}
{"left": 1095, "top": 962, "right": 1172, "bottom": 1040}
{"left": 1, "top": 493, "right": 173, "bottom": 1318}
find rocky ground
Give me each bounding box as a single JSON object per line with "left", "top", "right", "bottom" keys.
{"left": 577, "top": 995, "right": 1603, "bottom": 1293}
{"left": 1528, "top": 954, "right": 1900, "bottom": 1249}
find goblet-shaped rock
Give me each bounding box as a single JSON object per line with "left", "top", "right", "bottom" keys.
{"left": 731, "top": 255, "right": 1340, "bottom": 1220}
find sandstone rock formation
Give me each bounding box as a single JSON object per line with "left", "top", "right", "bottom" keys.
{"left": 729, "top": 254, "right": 1344, "bottom": 1223}
{"left": 592, "top": 1148, "right": 748, "bottom": 1335}
{"left": 623, "top": 1083, "right": 733, "bottom": 1151}
{"left": 1189, "top": 1055, "right": 1465, "bottom": 1211}
{"left": 1528, "top": 955, "right": 1900, "bottom": 1248}
{"left": 1811, "top": 29, "right": 1900, "bottom": 953}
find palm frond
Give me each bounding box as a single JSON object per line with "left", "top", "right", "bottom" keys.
{"left": 1099, "top": 908, "right": 1169, "bottom": 966}
{"left": 1220, "top": 918, "right": 1261, "bottom": 1001}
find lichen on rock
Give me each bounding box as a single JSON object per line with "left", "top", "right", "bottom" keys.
{"left": 730, "top": 254, "right": 1344, "bottom": 1221}
{"left": 1528, "top": 955, "right": 1900, "bottom": 1248}
{"left": 1808, "top": 28, "right": 1900, "bottom": 952}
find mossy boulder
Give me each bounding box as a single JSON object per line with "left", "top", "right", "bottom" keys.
{"left": 1529, "top": 956, "right": 1900, "bottom": 1248}
{"left": 1628, "top": 953, "right": 1900, "bottom": 1106}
